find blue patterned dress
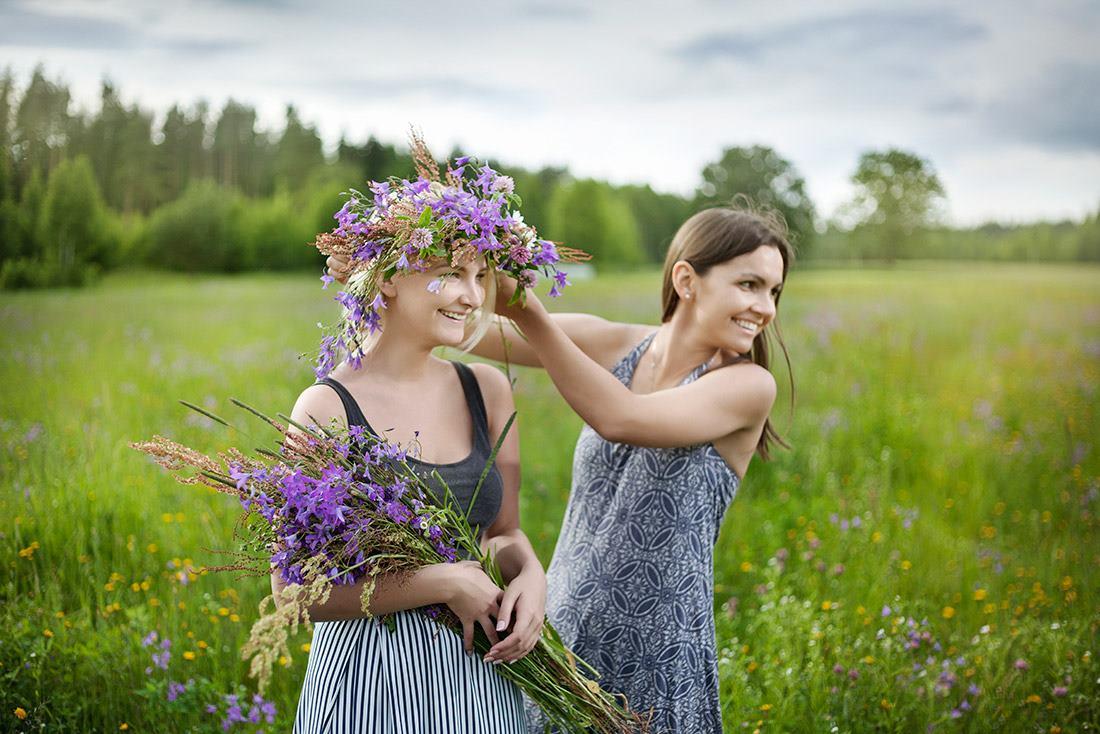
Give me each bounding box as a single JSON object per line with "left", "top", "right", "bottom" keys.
{"left": 533, "top": 333, "right": 741, "bottom": 733}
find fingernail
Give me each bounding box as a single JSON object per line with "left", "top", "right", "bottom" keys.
{"left": 496, "top": 621, "right": 507, "bottom": 631}
{"left": 492, "top": 659, "right": 503, "bottom": 665}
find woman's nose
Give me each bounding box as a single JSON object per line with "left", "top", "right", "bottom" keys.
{"left": 755, "top": 293, "right": 776, "bottom": 320}
{"left": 456, "top": 274, "right": 484, "bottom": 308}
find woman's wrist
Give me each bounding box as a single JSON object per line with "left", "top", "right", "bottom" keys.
{"left": 420, "top": 563, "right": 460, "bottom": 604}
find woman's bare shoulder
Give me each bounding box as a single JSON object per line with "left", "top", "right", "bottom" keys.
{"left": 467, "top": 361, "right": 513, "bottom": 406}
{"left": 290, "top": 382, "right": 346, "bottom": 429}
{"left": 556, "top": 314, "right": 655, "bottom": 370}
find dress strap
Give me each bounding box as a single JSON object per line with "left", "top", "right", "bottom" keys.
{"left": 450, "top": 362, "right": 492, "bottom": 450}
{"left": 314, "top": 377, "right": 374, "bottom": 431}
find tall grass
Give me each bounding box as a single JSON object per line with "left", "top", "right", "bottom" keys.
{"left": 1, "top": 263, "right": 1096, "bottom": 731}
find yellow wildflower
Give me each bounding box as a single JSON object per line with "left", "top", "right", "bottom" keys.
{"left": 942, "top": 606, "right": 956, "bottom": 619}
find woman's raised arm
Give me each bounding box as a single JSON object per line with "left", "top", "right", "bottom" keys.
{"left": 505, "top": 294, "right": 777, "bottom": 449}
{"left": 470, "top": 313, "right": 651, "bottom": 371}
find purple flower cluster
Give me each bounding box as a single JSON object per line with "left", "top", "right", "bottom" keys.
{"left": 142, "top": 631, "right": 172, "bottom": 672}
{"left": 311, "top": 147, "right": 580, "bottom": 379}
{"left": 208, "top": 693, "right": 277, "bottom": 731}
{"left": 230, "top": 427, "right": 461, "bottom": 586}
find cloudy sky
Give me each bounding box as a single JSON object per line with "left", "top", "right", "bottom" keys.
{"left": 2, "top": 0, "right": 1098, "bottom": 225}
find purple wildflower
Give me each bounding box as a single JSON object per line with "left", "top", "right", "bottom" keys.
{"left": 411, "top": 227, "right": 433, "bottom": 249}
{"left": 1014, "top": 658, "right": 1029, "bottom": 671}
{"left": 1053, "top": 686, "right": 1068, "bottom": 697}
{"left": 167, "top": 681, "right": 186, "bottom": 702}
{"left": 549, "top": 269, "right": 569, "bottom": 298}
{"left": 508, "top": 243, "right": 532, "bottom": 265}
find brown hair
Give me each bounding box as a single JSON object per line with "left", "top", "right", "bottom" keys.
{"left": 660, "top": 202, "right": 795, "bottom": 460}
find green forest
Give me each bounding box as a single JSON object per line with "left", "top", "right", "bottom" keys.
{"left": 2, "top": 66, "right": 1099, "bottom": 289}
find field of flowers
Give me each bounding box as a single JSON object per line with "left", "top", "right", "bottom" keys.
{"left": 1, "top": 263, "right": 1097, "bottom": 732}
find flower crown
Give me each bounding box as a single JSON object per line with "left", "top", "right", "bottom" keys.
{"left": 310, "top": 131, "right": 588, "bottom": 379}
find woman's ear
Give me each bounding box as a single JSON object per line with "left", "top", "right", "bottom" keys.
{"left": 379, "top": 278, "right": 397, "bottom": 299}
{"left": 671, "top": 260, "right": 697, "bottom": 300}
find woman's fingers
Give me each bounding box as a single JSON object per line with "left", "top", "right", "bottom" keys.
{"left": 462, "top": 618, "right": 474, "bottom": 654}
{"left": 478, "top": 615, "right": 501, "bottom": 647}
{"left": 326, "top": 255, "right": 351, "bottom": 284}
{"left": 495, "top": 586, "right": 518, "bottom": 633}
{"left": 486, "top": 606, "right": 542, "bottom": 663}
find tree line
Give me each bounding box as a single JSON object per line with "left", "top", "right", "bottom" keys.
{"left": 1, "top": 66, "right": 1097, "bottom": 289}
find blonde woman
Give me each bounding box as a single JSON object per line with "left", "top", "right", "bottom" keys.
{"left": 281, "top": 255, "right": 544, "bottom": 732}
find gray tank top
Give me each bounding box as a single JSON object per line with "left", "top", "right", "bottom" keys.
{"left": 315, "top": 361, "right": 504, "bottom": 534}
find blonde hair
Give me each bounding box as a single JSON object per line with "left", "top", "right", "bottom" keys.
{"left": 459, "top": 264, "right": 497, "bottom": 352}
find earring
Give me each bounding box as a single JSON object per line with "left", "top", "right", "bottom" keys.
{"left": 684, "top": 290, "right": 692, "bottom": 299}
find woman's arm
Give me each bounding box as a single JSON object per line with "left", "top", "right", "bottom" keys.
{"left": 470, "top": 314, "right": 651, "bottom": 372}
{"left": 469, "top": 363, "right": 546, "bottom": 664}
{"left": 271, "top": 385, "right": 503, "bottom": 651}
{"left": 507, "top": 294, "right": 777, "bottom": 448}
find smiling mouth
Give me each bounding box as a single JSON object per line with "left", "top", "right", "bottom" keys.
{"left": 439, "top": 309, "right": 468, "bottom": 322}
{"left": 734, "top": 318, "right": 760, "bottom": 334}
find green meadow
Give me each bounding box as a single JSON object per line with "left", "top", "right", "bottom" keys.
{"left": 1, "top": 263, "right": 1097, "bottom": 732}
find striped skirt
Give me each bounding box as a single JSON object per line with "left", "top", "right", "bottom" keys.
{"left": 293, "top": 611, "right": 528, "bottom": 733}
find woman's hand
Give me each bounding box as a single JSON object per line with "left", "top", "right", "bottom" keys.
{"left": 493, "top": 270, "right": 542, "bottom": 323}
{"left": 485, "top": 565, "right": 546, "bottom": 664}
{"left": 443, "top": 560, "right": 505, "bottom": 654}
{"left": 326, "top": 254, "right": 352, "bottom": 284}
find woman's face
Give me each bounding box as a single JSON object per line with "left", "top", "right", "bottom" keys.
{"left": 383, "top": 257, "right": 489, "bottom": 348}
{"left": 688, "top": 245, "right": 785, "bottom": 354}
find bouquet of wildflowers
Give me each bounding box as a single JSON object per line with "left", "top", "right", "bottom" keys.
{"left": 309, "top": 131, "right": 589, "bottom": 379}
{"left": 132, "top": 400, "right": 648, "bottom": 734}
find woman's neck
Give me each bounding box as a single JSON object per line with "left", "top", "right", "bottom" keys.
{"left": 349, "top": 330, "right": 437, "bottom": 383}
{"left": 652, "top": 311, "right": 721, "bottom": 381}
